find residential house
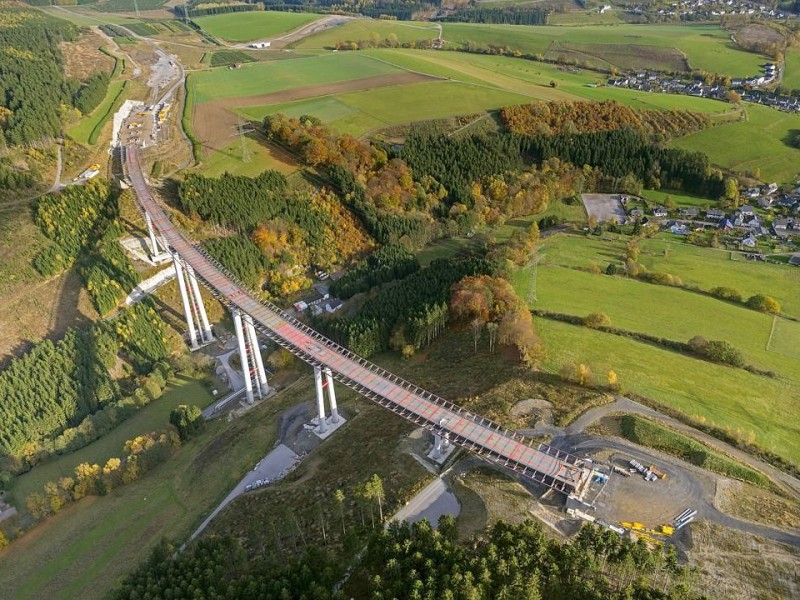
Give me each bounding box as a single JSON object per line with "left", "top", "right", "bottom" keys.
{"left": 678, "top": 207, "right": 699, "bottom": 218}
{"left": 325, "top": 299, "right": 343, "bottom": 314}
{"left": 740, "top": 205, "right": 756, "bottom": 216}
{"left": 652, "top": 206, "right": 669, "bottom": 218}
{"left": 740, "top": 234, "right": 757, "bottom": 249}
{"left": 718, "top": 218, "right": 734, "bottom": 231}
{"left": 765, "top": 182, "right": 779, "bottom": 195}
{"left": 706, "top": 208, "right": 726, "bottom": 220}
{"left": 758, "top": 196, "right": 774, "bottom": 209}
{"left": 629, "top": 208, "right": 644, "bottom": 218}
{"left": 789, "top": 255, "right": 800, "bottom": 266}
{"left": 773, "top": 217, "right": 791, "bottom": 236}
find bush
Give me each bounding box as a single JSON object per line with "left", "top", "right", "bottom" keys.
{"left": 746, "top": 294, "right": 781, "bottom": 314}
{"left": 169, "top": 404, "right": 204, "bottom": 441}
{"left": 687, "top": 335, "right": 744, "bottom": 367}
{"left": 710, "top": 286, "right": 743, "bottom": 303}
{"left": 583, "top": 312, "right": 611, "bottom": 328}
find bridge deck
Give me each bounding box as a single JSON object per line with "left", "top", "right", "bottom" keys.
{"left": 123, "top": 145, "right": 587, "bottom": 495}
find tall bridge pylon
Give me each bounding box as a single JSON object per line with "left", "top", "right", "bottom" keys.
{"left": 121, "top": 145, "right": 591, "bottom": 497}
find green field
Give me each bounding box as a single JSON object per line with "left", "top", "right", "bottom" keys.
{"left": 537, "top": 234, "right": 800, "bottom": 316}
{"left": 784, "top": 49, "right": 800, "bottom": 91}
{"left": 66, "top": 80, "right": 126, "bottom": 145}
{"left": 8, "top": 376, "right": 214, "bottom": 508}
{"left": 364, "top": 49, "right": 732, "bottom": 114}
{"left": 529, "top": 264, "right": 798, "bottom": 377}
{"left": 673, "top": 103, "right": 800, "bottom": 183}
{"left": 296, "top": 22, "right": 765, "bottom": 78}
{"left": 536, "top": 318, "right": 800, "bottom": 465}
{"left": 200, "top": 136, "right": 301, "bottom": 177}
{"left": 239, "top": 80, "right": 532, "bottom": 136}
{"left": 0, "top": 377, "right": 311, "bottom": 600}
{"left": 511, "top": 233, "right": 800, "bottom": 465}
{"left": 768, "top": 317, "right": 800, "bottom": 360}
{"left": 641, "top": 189, "right": 718, "bottom": 209}
{"left": 194, "top": 11, "right": 321, "bottom": 43}
{"left": 190, "top": 53, "right": 402, "bottom": 104}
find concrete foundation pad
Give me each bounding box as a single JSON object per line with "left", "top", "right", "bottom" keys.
{"left": 313, "top": 415, "right": 347, "bottom": 439}
{"left": 427, "top": 442, "right": 456, "bottom": 465}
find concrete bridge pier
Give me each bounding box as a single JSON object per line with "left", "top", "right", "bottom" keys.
{"left": 233, "top": 309, "right": 254, "bottom": 404}
{"left": 244, "top": 314, "right": 269, "bottom": 396}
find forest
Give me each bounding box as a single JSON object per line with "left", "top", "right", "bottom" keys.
{"left": 317, "top": 256, "right": 496, "bottom": 356}
{"left": 34, "top": 180, "right": 142, "bottom": 315}
{"left": 437, "top": 7, "right": 549, "bottom": 25}
{"left": 329, "top": 243, "right": 419, "bottom": 300}
{"left": 500, "top": 100, "right": 709, "bottom": 140}
{"left": 0, "top": 301, "right": 170, "bottom": 477}
{"left": 0, "top": 7, "right": 117, "bottom": 149}
{"left": 179, "top": 171, "right": 373, "bottom": 297}
{"left": 0, "top": 8, "right": 75, "bottom": 146}
{"left": 111, "top": 519, "right": 704, "bottom": 600}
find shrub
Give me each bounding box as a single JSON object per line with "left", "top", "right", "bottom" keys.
{"left": 746, "top": 294, "right": 781, "bottom": 314}
{"left": 710, "top": 286, "right": 743, "bottom": 303}
{"left": 583, "top": 312, "right": 611, "bottom": 328}
{"left": 687, "top": 335, "right": 744, "bottom": 367}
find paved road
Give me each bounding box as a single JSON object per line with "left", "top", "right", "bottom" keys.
{"left": 390, "top": 477, "right": 460, "bottom": 528}
{"left": 189, "top": 443, "right": 299, "bottom": 541}
{"left": 520, "top": 395, "right": 800, "bottom": 500}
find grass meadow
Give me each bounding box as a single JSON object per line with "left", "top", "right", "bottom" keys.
{"left": 199, "top": 135, "right": 301, "bottom": 177}
{"left": 537, "top": 234, "right": 800, "bottom": 316}
{"left": 512, "top": 233, "right": 800, "bottom": 465}
{"left": 239, "top": 80, "right": 532, "bottom": 136}
{"left": 7, "top": 376, "right": 214, "bottom": 507}
{"left": 673, "top": 103, "right": 800, "bottom": 183}
{"left": 782, "top": 49, "right": 800, "bottom": 92}
{"left": 295, "top": 22, "right": 765, "bottom": 78}
{"left": 194, "top": 11, "right": 321, "bottom": 43}
{"left": 67, "top": 80, "right": 126, "bottom": 145}
{"left": 535, "top": 318, "right": 800, "bottom": 465}
{"left": 189, "top": 52, "right": 402, "bottom": 104}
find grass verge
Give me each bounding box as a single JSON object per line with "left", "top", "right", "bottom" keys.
{"left": 617, "top": 414, "right": 771, "bottom": 488}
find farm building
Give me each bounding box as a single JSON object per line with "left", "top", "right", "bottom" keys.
{"left": 249, "top": 42, "right": 270, "bottom": 49}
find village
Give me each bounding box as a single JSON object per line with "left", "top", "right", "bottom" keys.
{"left": 587, "top": 184, "right": 800, "bottom": 261}
{"left": 605, "top": 62, "right": 800, "bottom": 113}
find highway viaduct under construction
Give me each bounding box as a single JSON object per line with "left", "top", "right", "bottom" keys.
{"left": 122, "top": 144, "right": 591, "bottom": 498}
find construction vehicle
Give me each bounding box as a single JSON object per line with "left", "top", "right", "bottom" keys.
{"left": 612, "top": 465, "right": 631, "bottom": 477}
{"left": 649, "top": 465, "right": 667, "bottom": 479}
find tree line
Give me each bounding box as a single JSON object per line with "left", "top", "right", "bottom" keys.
{"left": 436, "top": 7, "right": 549, "bottom": 25}
{"left": 500, "top": 100, "right": 709, "bottom": 140}
{"left": 25, "top": 426, "right": 182, "bottom": 522}
{"left": 111, "top": 518, "right": 704, "bottom": 600}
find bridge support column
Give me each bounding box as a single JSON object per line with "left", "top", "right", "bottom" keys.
{"left": 314, "top": 366, "right": 328, "bottom": 434}
{"left": 144, "top": 211, "right": 170, "bottom": 263}
{"left": 233, "top": 309, "right": 254, "bottom": 404}
{"left": 145, "top": 211, "right": 160, "bottom": 258}
{"left": 324, "top": 368, "right": 339, "bottom": 424}
{"left": 173, "top": 255, "right": 199, "bottom": 349}
{"left": 245, "top": 316, "right": 268, "bottom": 397}
{"left": 187, "top": 265, "right": 213, "bottom": 343}
{"left": 432, "top": 433, "right": 444, "bottom": 459}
